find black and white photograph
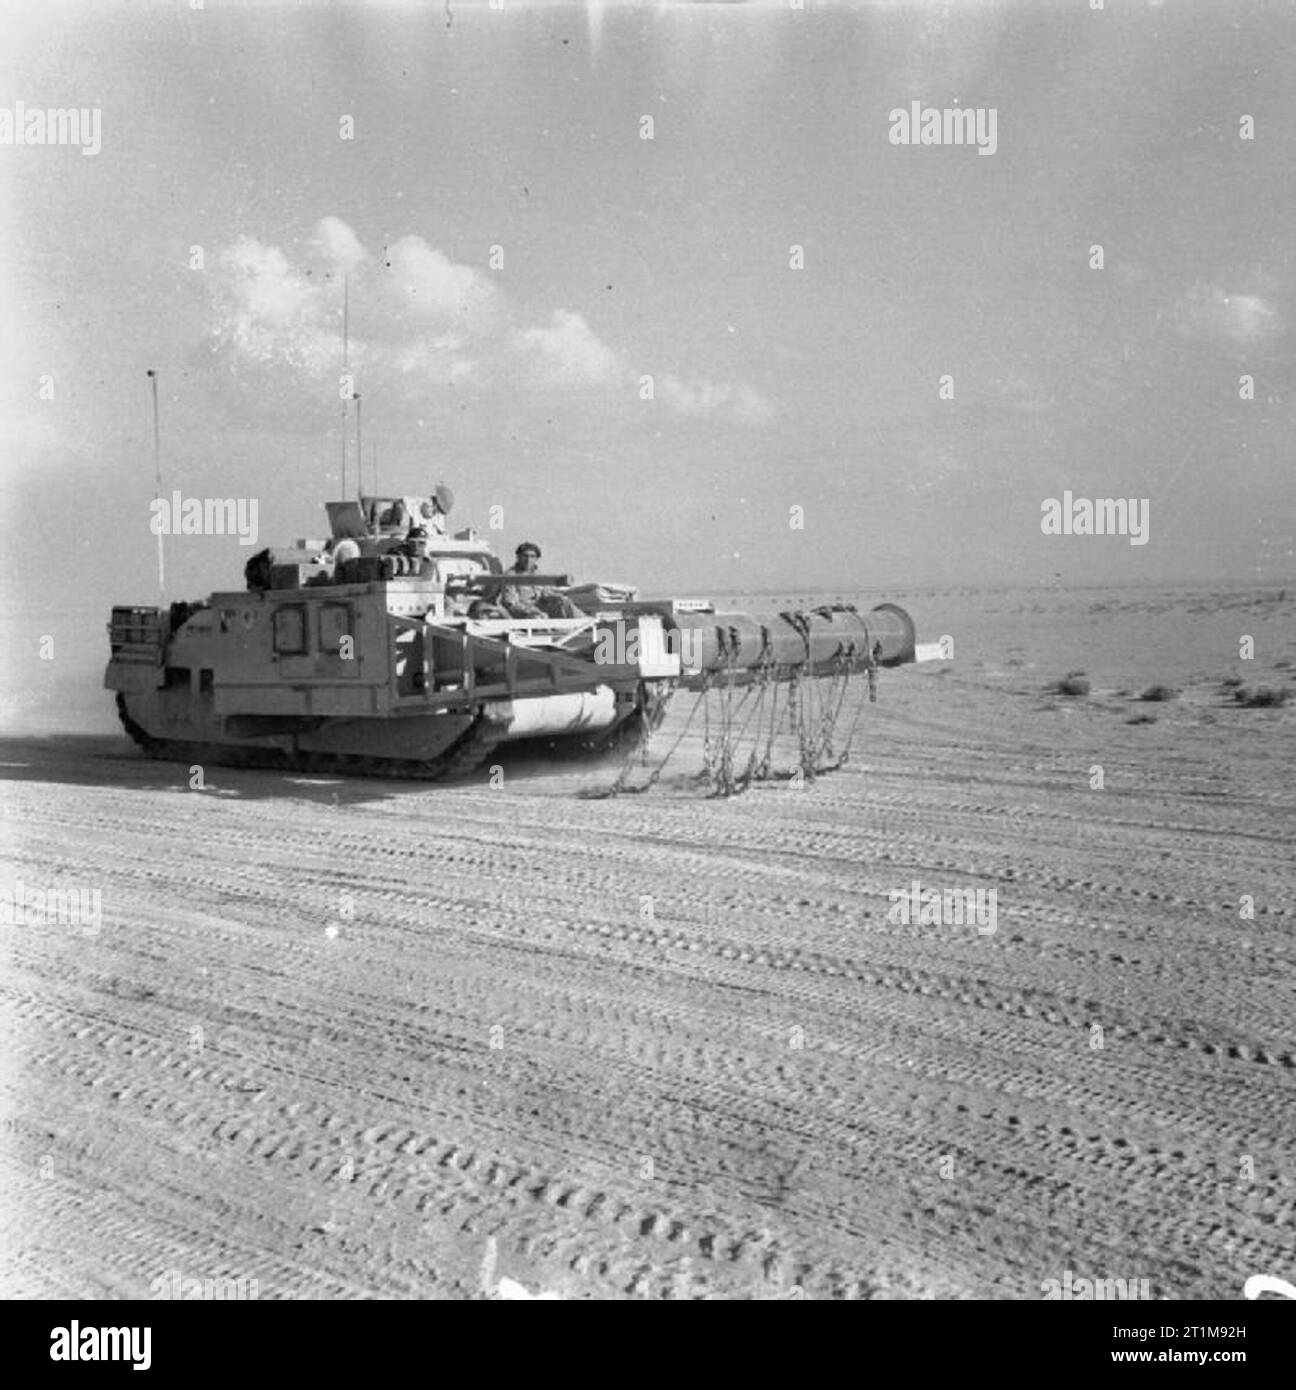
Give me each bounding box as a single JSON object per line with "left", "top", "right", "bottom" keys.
{"left": 2, "top": 0, "right": 1293, "bottom": 1334}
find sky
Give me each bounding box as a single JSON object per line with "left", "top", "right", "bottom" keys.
{"left": 1, "top": 0, "right": 1294, "bottom": 725}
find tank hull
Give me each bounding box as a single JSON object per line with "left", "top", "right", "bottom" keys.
{"left": 107, "top": 556, "right": 915, "bottom": 781}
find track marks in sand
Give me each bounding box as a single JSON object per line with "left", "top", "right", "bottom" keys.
{"left": 2, "top": 662, "right": 1293, "bottom": 1298}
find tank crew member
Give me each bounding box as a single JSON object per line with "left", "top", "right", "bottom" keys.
{"left": 400, "top": 526, "right": 434, "bottom": 574}
{"left": 244, "top": 548, "right": 273, "bottom": 592}
{"left": 417, "top": 482, "right": 454, "bottom": 537}
{"left": 374, "top": 497, "right": 409, "bottom": 531}
{"left": 329, "top": 537, "right": 361, "bottom": 583}
{"left": 502, "top": 542, "right": 580, "bottom": 619}
{"left": 501, "top": 542, "right": 546, "bottom": 618}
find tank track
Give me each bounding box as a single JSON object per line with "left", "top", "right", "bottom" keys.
{"left": 115, "top": 692, "right": 502, "bottom": 783}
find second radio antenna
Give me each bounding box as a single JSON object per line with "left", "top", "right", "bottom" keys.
{"left": 340, "top": 274, "right": 350, "bottom": 497}
{"left": 147, "top": 368, "right": 164, "bottom": 597}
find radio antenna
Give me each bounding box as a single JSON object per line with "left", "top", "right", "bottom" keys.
{"left": 340, "top": 274, "right": 350, "bottom": 496}
{"left": 146, "top": 369, "right": 164, "bottom": 597}
{"left": 354, "top": 391, "right": 363, "bottom": 503}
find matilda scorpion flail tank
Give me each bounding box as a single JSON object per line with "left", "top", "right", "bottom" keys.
{"left": 105, "top": 493, "right": 916, "bottom": 782}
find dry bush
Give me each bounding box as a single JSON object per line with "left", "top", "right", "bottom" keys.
{"left": 1234, "top": 686, "right": 1290, "bottom": 709}
{"left": 1051, "top": 671, "right": 1090, "bottom": 697}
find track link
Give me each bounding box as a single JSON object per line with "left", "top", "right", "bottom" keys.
{"left": 115, "top": 692, "right": 503, "bottom": 783}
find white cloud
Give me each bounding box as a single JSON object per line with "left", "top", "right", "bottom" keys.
{"left": 392, "top": 335, "right": 480, "bottom": 386}
{"left": 659, "top": 373, "right": 774, "bottom": 425}
{"left": 212, "top": 235, "right": 338, "bottom": 374}
{"left": 512, "top": 309, "right": 626, "bottom": 387}
{"left": 208, "top": 217, "right": 772, "bottom": 423}
{"left": 313, "top": 215, "right": 368, "bottom": 273}
{"left": 221, "top": 237, "right": 315, "bottom": 330}
{"left": 384, "top": 235, "right": 499, "bottom": 331}
{"left": 1177, "top": 282, "right": 1284, "bottom": 354}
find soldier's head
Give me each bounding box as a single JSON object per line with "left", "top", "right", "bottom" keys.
{"left": 515, "top": 542, "right": 541, "bottom": 573}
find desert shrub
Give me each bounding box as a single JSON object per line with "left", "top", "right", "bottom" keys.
{"left": 1234, "top": 686, "right": 1290, "bottom": 708}
{"left": 1051, "top": 671, "right": 1090, "bottom": 697}
{"left": 1140, "top": 684, "right": 1178, "bottom": 702}
{"left": 1127, "top": 712, "right": 1157, "bottom": 725}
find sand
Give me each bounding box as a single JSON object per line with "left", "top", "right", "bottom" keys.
{"left": 1, "top": 582, "right": 1292, "bottom": 1299}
